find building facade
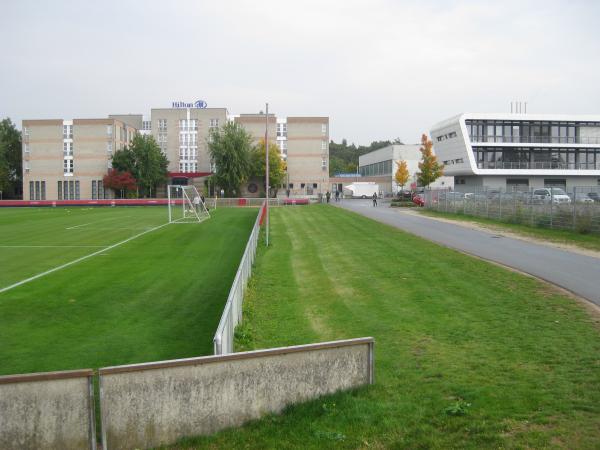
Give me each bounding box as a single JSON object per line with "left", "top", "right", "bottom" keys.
{"left": 430, "top": 113, "right": 600, "bottom": 191}
{"left": 357, "top": 144, "right": 453, "bottom": 196}
{"left": 236, "top": 114, "right": 330, "bottom": 197}
{"left": 22, "top": 118, "right": 136, "bottom": 201}
{"left": 22, "top": 105, "right": 329, "bottom": 200}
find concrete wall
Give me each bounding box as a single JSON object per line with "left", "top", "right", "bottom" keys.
{"left": 0, "top": 369, "right": 95, "bottom": 450}
{"left": 99, "top": 337, "right": 373, "bottom": 450}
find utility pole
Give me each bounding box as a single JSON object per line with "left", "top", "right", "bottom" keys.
{"left": 265, "top": 103, "right": 270, "bottom": 247}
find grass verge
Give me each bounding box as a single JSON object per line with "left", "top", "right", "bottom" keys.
{"left": 419, "top": 208, "right": 600, "bottom": 253}
{"left": 166, "top": 205, "right": 600, "bottom": 449}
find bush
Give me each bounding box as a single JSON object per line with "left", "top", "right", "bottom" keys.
{"left": 391, "top": 200, "right": 417, "bottom": 208}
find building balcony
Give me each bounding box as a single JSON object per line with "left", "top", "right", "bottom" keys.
{"left": 471, "top": 136, "right": 600, "bottom": 145}
{"left": 476, "top": 161, "right": 600, "bottom": 170}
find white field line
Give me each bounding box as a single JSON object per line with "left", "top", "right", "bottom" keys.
{"left": 0, "top": 222, "right": 170, "bottom": 294}
{"left": 0, "top": 245, "right": 105, "bottom": 248}
{"left": 66, "top": 222, "right": 93, "bottom": 230}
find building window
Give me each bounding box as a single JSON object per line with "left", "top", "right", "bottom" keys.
{"left": 57, "top": 181, "right": 62, "bottom": 200}
{"left": 23, "top": 126, "right": 29, "bottom": 136}
{"left": 63, "top": 142, "right": 73, "bottom": 156}
{"left": 321, "top": 124, "right": 327, "bottom": 134}
{"left": 322, "top": 158, "right": 327, "bottom": 170}
{"left": 107, "top": 142, "right": 113, "bottom": 152}
{"left": 158, "top": 119, "right": 167, "bottom": 132}
{"left": 92, "top": 180, "right": 97, "bottom": 199}
{"left": 40, "top": 181, "right": 46, "bottom": 200}
{"left": 64, "top": 158, "right": 73, "bottom": 174}
{"left": 107, "top": 125, "right": 113, "bottom": 136}
{"left": 75, "top": 181, "right": 80, "bottom": 199}
{"left": 277, "top": 123, "right": 287, "bottom": 137}
{"left": 321, "top": 141, "right": 327, "bottom": 151}
{"left": 209, "top": 118, "right": 219, "bottom": 128}
{"left": 35, "top": 181, "right": 40, "bottom": 200}
{"left": 288, "top": 183, "right": 294, "bottom": 189}
{"left": 63, "top": 125, "right": 73, "bottom": 139}
{"left": 190, "top": 119, "right": 198, "bottom": 130}
{"left": 313, "top": 183, "right": 318, "bottom": 189}
{"left": 142, "top": 121, "right": 151, "bottom": 131}
{"left": 29, "top": 181, "right": 34, "bottom": 200}
{"left": 63, "top": 181, "right": 68, "bottom": 200}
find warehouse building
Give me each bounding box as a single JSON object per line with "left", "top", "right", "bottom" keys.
{"left": 357, "top": 144, "right": 453, "bottom": 196}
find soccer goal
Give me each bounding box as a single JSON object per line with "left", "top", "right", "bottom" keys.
{"left": 167, "top": 185, "right": 210, "bottom": 224}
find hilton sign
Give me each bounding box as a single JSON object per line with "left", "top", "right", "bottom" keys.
{"left": 172, "top": 100, "right": 208, "bottom": 109}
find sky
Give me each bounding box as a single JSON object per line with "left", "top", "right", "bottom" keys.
{"left": 1, "top": 0, "right": 599, "bottom": 145}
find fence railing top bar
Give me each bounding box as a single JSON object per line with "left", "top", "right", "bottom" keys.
{"left": 212, "top": 201, "right": 265, "bottom": 345}
{"left": 99, "top": 337, "right": 375, "bottom": 376}
{"left": 0, "top": 368, "right": 94, "bottom": 384}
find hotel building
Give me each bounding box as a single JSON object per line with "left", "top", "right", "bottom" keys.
{"left": 22, "top": 104, "right": 329, "bottom": 200}
{"left": 23, "top": 118, "right": 137, "bottom": 201}
{"left": 431, "top": 113, "right": 600, "bottom": 191}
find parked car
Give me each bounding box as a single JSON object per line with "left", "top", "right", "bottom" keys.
{"left": 412, "top": 193, "right": 425, "bottom": 207}
{"left": 532, "top": 188, "right": 571, "bottom": 204}
{"left": 573, "top": 192, "right": 595, "bottom": 204}
{"left": 439, "top": 191, "right": 466, "bottom": 201}
{"left": 586, "top": 192, "right": 600, "bottom": 203}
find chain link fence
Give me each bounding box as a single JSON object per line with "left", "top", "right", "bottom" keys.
{"left": 423, "top": 186, "right": 600, "bottom": 234}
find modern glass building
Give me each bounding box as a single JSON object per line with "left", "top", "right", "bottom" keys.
{"left": 431, "top": 113, "right": 600, "bottom": 191}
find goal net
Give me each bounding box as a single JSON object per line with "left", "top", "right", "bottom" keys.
{"left": 167, "top": 185, "right": 210, "bottom": 224}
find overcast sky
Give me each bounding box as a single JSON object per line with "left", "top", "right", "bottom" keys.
{"left": 2, "top": 0, "right": 599, "bottom": 145}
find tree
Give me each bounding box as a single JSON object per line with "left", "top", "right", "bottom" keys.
{"left": 0, "top": 118, "right": 22, "bottom": 198}
{"left": 111, "top": 135, "right": 168, "bottom": 197}
{"left": 208, "top": 122, "right": 253, "bottom": 197}
{"left": 417, "top": 134, "right": 444, "bottom": 188}
{"left": 103, "top": 170, "right": 137, "bottom": 198}
{"left": 250, "top": 138, "right": 286, "bottom": 197}
{"left": 394, "top": 160, "right": 410, "bottom": 193}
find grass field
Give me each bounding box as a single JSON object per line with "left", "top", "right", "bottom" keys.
{"left": 419, "top": 209, "right": 600, "bottom": 252}
{"left": 0, "top": 206, "right": 257, "bottom": 376}
{"left": 173, "top": 205, "right": 600, "bottom": 449}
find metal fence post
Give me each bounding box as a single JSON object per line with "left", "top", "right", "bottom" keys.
{"left": 485, "top": 188, "right": 489, "bottom": 218}
{"left": 572, "top": 186, "right": 577, "bottom": 231}
{"left": 550, "top": 188, "right": 554, "bottom": 229}
{"left": 499, "top": 189, "right": 503, "bottom": 221}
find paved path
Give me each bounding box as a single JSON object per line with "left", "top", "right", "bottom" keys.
{"left": 336, "top": 199, "right": 600, "bottom": 306}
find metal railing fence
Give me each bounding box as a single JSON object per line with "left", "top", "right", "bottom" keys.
{"left": 213, "top": 201, "right": 265, "bottom": 355}
{"left": 207, "top": 197, "right": 287, "bottom": 209}
{"left": 423, "top": 186, "right": 600, "bottom": 234}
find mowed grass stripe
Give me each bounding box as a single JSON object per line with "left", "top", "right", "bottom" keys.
{"left": 0, "top": 207, "right": 257, "bottom": 375}
{"left": 187, "top": 205, "right": 600, "bottom": 449}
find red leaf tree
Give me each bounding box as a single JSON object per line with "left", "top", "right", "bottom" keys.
{"left": 103, "top": 170, "right": 137, "bottom": 198}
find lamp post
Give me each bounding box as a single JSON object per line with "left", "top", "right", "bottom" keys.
{"left": 265, "top": 103, "right": 270, "bottom": 247}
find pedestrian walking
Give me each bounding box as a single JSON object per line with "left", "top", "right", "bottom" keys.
{"left": 372, "top": 192, "right": 378, "bottom": 207}
{"left": 335, "top": 190, "right": 340, "bottom": 202}
{"left": 326, "top": 191, "right": 331, "bottom": 203}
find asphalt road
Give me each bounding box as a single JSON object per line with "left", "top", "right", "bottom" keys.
{"left": 335, "top": 199, "right": 600, "bottom": 306}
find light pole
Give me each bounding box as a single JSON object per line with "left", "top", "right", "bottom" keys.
{"left": 265, "top": 103, "right": 270, "bottom": 247}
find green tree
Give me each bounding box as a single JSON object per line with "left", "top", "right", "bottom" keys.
{"left": 0, "top": 118, "right": 23, "bottom": 198}
{"left": 111, "top": 135, "right": 168, "bottom": 197}
{"left": 208, "top": 122, "right": 253, "bottom": 197}
{"left": 394, "top": 160, "right": 410, "bottom": 193}
{"left": 417, "top": 134, "right": 444, "bottom": 188}
{"left": 250, "top": 138, "right": 286, "bottom": 196}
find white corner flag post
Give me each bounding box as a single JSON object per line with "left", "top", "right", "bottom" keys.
{"left": 265, "top": 102, "right": 270, "bottom": 247}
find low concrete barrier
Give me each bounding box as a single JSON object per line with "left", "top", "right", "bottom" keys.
{"left": 99, "top": 337, "right": 374, "bottom": 450}
{"left": 0, "top": 369, "right": 96, "bottom": 450}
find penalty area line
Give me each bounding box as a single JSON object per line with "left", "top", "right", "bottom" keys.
{"left": 0, "top": 222, "right": 170, "bottom": 295}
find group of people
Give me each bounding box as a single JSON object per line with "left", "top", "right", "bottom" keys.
{"left": 324, "top": 191, "right": 341, "bottom": 203}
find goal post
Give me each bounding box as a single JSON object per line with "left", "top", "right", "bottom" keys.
{"left": 167, "top": 185, "right": 210, "bottom": 224}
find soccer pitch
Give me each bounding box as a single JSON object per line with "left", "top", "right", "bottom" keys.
{"left": 0, "top": 206, "right": 257, "bottom": 376}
